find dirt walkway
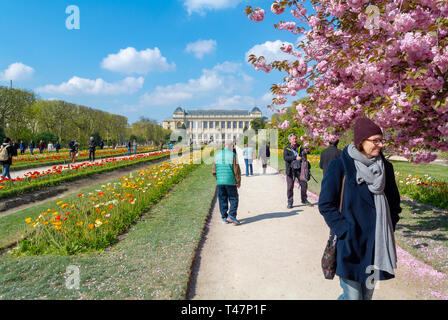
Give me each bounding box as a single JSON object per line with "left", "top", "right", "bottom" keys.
{"left": 189, "top": 150, "right": 446, "bottom": 300}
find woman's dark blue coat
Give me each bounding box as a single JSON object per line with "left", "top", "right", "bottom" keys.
{"left": 318, "top": 147, "right": 402, "bottom": 283}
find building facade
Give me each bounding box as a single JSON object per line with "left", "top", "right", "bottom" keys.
{"left": 162, "top": 107, "right": 263, "bottom": 144}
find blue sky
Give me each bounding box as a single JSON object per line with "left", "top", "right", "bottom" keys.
{"left": 0, "top": 0, "right": 308, "bottom": 124}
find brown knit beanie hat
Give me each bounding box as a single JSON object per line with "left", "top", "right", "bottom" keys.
{"left": 353, "top": 117, "right": 382, "bottom": 145}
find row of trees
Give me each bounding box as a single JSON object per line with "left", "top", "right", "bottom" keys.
{"left": 0, "top": 86, "right": 171, "bottom": 147}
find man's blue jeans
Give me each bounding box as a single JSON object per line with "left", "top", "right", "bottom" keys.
{"left": 2, "top": 164, "right": 11, "bottom": 180}
{"left": 338, "top": 277, "right": 374, "bottom": 300}
{"left": 217, "top": 185, "right": 239, "bottom": 219}
{"left": 244, "top": 159, "right": 253, "bottom": 176}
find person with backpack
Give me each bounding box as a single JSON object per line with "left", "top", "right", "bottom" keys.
{"left": 88, "top": 137, "right": 96, "bottom": 162}
{"left": 68, "top": 139, "right": 79, "bottom": 168}
{"left": 318, "top": 117, "right": 401, "bottom": 300}
{"left": 283, "top": 133, "right": 313, "bottom": 208}
{"left": 29, "top": 140, "right": 35, "bottom": 155}
{"left": 0, "top": 137, "right": 17, "bottom": 180}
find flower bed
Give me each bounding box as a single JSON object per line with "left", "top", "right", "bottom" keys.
{"left": 15, "top": 159, "right": 196, "bottom": 255}
{"left": 0, "top": 150, "right": 173, "bottom": 200}
{"left": 395, "top": 173, "right": 448, "bottom": 210}
{"left": 11, "top": 147, "right": 158, "bottom": 170}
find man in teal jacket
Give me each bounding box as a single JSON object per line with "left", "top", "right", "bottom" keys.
{"left": 213, "top": 141, "right": 242, "bottom": 225}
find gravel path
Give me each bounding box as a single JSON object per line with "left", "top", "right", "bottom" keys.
{"left": 189, "top": 150, "right": 443, "bottom": 300}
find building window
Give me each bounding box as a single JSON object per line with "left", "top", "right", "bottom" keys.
{"left": 239, "top": 121, "right": 243, "bottom": 128}
{"left": 198, "top": 134, "right": 202, "bottom": 140}
{"left": 215, "top": 121, "right": 220, "bottom": 128}
{"left": 209, "top": 121, "right": 213, "bottom": 128}
{"left": 233, "top": 121, "right": 237, "bottom": 129}
{"left": 227, "top": 133, "right": 231, "bottom": 140}
{"left": 203, "top": 121, "right": 208, "bottom": 129}
{"left": 204, "top": 133, "right": 208, "bottom": 141}
{"left": 245, "top": 121, "right": 249, "bottom": 128}
{"left": 227, "top": 121, "right": 231, "bottom": 129}
{"left": 221, "top": 133, "right": 225, "bottom": 140}
{"left": 186, "top": 121, "right": 190, "bottom": 129}
{"left": 221, "top": 121, "right": 225, "bottom": 129}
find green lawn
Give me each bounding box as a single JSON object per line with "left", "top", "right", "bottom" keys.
{"left": 390, "top": 160, "right": 448, "bottom": 182}
{"left": 0, "top": 163, "right": 216, "bottom": 299}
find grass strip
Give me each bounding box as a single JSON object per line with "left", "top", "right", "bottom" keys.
{"left": 0, "top": 163, "right": 216, "bottom": 299}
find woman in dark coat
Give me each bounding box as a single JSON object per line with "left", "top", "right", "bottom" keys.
{"left": 0, "top": 137, "right": 16, "bottom": 180}
{"left": 318, "top": 117, "right": 401, "bottom": 300}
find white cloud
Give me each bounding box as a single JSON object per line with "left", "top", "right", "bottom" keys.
{"left": 139, "top": 62, "right": 252, "bottom": 107}
{"left": 245, "top": 40, "right": 296, "bottom": 64}
{"left": 101, "top": 47, "right": 175, "bottom": 74}
{"left": 185, "top": 39, "right": 217, "bottom": 59}
{"left": 205, "top": 93, "right": 273, "bottom": 110}
{"left": 183, "top": 0, "right": 241, "bottom": 15}
{"left": 36, "top": 76, "right": 144, "bottom": 96}
{"left": 0, "top": 62, "right": 34, "bottom": 82}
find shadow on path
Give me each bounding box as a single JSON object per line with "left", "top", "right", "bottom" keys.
{"left": 240, "top": 209, "right": 302, "bottom": 225}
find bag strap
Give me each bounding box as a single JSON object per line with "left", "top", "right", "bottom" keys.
{"left": 331, "top": 175, "right": 346, "bottom": 241}
{"left": 339, "top": 175, "right": 346, "bottom": 213}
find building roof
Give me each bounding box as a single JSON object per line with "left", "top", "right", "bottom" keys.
{"left": 185, "top": 109, "right": 252, "bottom": 116}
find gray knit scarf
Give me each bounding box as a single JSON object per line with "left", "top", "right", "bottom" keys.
{"left": 347, "top": 143, "right": 397, "bottom": 276}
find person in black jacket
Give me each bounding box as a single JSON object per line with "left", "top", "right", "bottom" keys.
{"left": 318, "top": 117, "right": 401, "bottom": 300}
{"left": 88, "top": 137, "right": 96, "bottom": 162}
{"left": 319, "top": 140, "right": 342, "bottom": 177}
{"left": 283, "top": 133, "right": 312, "bottom": 208}
{"left": 29, "top": 140, "right": 35, "bottom": 155}
{"left": 0, "top": 137, "right": 16, "bottom": 180}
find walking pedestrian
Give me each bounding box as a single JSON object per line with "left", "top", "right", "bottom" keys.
{"left": 38, "top": 140, "right": 45, "bottom": 154}
{"left": 19, "top": 140, "right": 26, "bottom": 155}
{"left": 88, "top": 137, "right": 96, "bottom": 162}
{"left": 213, "top": 140, "right": 241, "bottom": 225}
{"left": 68, "top": 139, "right": 79, "bottom": 168}
{"left": 126, "top": 140, "right": 131, "bottom": 155}
{"left": 258, "top": 140, "right": 270, "bottom": 175}
{"left": 284, "top": 133, "right": 312, "bottom": 208}
{"left": 99, "top": 140, "right": 104, "bottom": 150}
{"left": 48, "top": 141, "right": 54, "bottom": 153}
{"left": 318, "top": 117, "right": 401, "bottom": 300}
{"left": 0, "top": 137, "right": 17, "bottom": 180}
{"left": 319, "top": 140, "right": 342, "bottom": 177}
{"left": 55, "top": 141, "right": 61, "bottom": 153}
{"left": 243, "top": 143, "right": 255, "bottom": 176}
{"left": 132, "top": 139, "right": 137, "bottom": 154}
{"left": 29, "top": 139, "right": 35, "bottom": 155}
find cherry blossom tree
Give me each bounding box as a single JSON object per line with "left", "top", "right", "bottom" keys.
{"left": 245, "top": 0, "right": 448, "bottom": 162}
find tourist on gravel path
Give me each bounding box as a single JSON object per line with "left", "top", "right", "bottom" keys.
{"left": 318, "top": 117, "right": 401, "bottom": 300}
{"left": 132, "top": 139, "right": 137, "bottom": 154}
{"left": 243, "top": 143, "right": 255, "bottom": 176}
{"left": 319, "top": 140, "right": 342, "bottom": 177}
{"left": 258, "top": 140, "right": 270, "bottom": 175}
{"left": 126, "top": 140, "right": 132, "bottom": 155}
{"left": 88, "top": 137, "right": 96, "bottom": 162}
{"left": 29, "top": 140, "right": 35, "bottom": 155}
{"left": 68, "top": 139, "right": 79, "bottom": 168}
{"left": 212, "top": 140, "right": 242, "bottom": 225}
{"left": 284, "top": 133, "right": 312, "bottom": 208}
{"left": 19, "top": 140, "right": 26, "bottom": 155}
{"left": 48, "top": 141, "right": 54, "bottom": 153}
{"left": 0, "top": 137, "right": 17, "bottom": 180}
